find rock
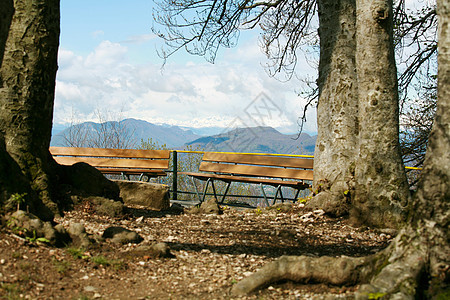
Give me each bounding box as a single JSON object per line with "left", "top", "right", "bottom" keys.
{"left": 7, "top": 211, "right": 71, "bottom": 247}
{"left": 84, "top": 286, "right": 96, "bottom": 292}
{"left": 58, "top": 162, "right": 120, "bottom": 200}
{"left": 68, "top": 223, "right": 91, "bottom": 248}
{"left": 89, "top": 196, "right": 125, "bottom": 217}
{"left": 114, "top": 180, "right": 170, "bottom": 211}
{"left": 131, "top": 242, "right": 175, "bottom": 258}
{"left": 186, "top": 197, "right": 222, "bottom": 215}
{"left": 306, "top": 191, "right": 350, "bottom": 217}
{"left": 102, "top": 226, "right": 143, "bottom": 244}
{"left": 168, "top": 203, "right": 184, "bottom": 214}
{"left": 53, "top": 224, "right": 72, "bottom": 247}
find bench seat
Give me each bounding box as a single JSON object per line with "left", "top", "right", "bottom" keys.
{"left": 182, "top": 172, "right": 310, "bottom": 189}
{"left": 181, "top": 152, "right": 313, "bottom": 206}
{"left": 50, "top": 147, "right": 170, "bottom": 181}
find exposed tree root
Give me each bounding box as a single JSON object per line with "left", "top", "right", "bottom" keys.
{"left": 231, "top": 253, "right": 379, "bottom": 296}
{"left": 231, "top": 224, "right": 449, "bottom": 299}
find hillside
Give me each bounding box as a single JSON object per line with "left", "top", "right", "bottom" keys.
{"left": 186, "top": 126, "right": 316, "bottom": 155}
{"left": 51, "top": 120, "right": 316, "bottom": 154}
{"left": 51, "top": 118, "right": 201, "bottom": 148}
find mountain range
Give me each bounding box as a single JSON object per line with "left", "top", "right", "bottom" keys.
{"left": 51, "top": 118, "right": 316, "bottom": 154}
{"left": 187, "top": 126, "right": 316, "bottom": 155}
{"left": 51, "top": 118, "right": 201, "bottom": 148}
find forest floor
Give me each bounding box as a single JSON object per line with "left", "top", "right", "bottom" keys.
{"left": 0, "top": 200, "right": 395, "bottom": 300}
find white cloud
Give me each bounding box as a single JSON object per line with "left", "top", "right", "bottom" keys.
{"left": 85, "top": 40, "right": 128, "bottom": 67}
{"left": 55, "top": 39, "right": 318, "bottom": 135}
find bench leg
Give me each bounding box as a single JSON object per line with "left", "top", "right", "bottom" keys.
{"left": 294, "top": 188, "right": 301, "bottom": 202}
{"left": 121, "top": 172, "right": 129, "bottom": 181}
{"left": 201, "top": 178, "right": 212, "bottom": 203}
{"left": 272, "top": 185, "right": 283, "bottom": 206}
{"left": 212, "top": 180, "right": 218, "bottom": 199}
{"left": 190, "top": 177, "right": 202, "bottom": 203}
{"left": 260, "top": 183, "right": 270, "bottom": 207}
{"left": 220, "top": 181, "right": 232, "bottom": 204}
{"left": 200, "top": 178, "right": 219, "bottom": 203}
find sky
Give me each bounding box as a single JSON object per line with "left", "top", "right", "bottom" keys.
{"left": 54, "top": 0, "right": 318, "bottom": 135}
{"left": 55, "top": 0, "right": 428, "bottom": 136}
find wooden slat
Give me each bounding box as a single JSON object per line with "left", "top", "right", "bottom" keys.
{"left": 180, "top": 172, "right": 311, "bottom": 188}
{"left": 198, "top": 161, "right": 314, "bottom": 181}
{"left": 54, "top": 156, "right": 169, "bottom": 169}
{"left": 97, "top": 168, "right": 167, "bottom": 176}
{"left": 50, "top": 147, "right": 170, "bottom": 159}
{"left": 202, "top": 152, "right": 313, "bottom": 169}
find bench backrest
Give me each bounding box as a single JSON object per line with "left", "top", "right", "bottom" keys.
{"left": 199, "top": 152, "right": 314, "bottom": 181}
{"left": 50, "top": 147, "right": 170, "bottom": 171}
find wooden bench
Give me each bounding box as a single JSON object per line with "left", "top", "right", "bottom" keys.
{"left": 50, "top": 147, "right": 170, "bottom": 181}
{"left": 181, "top": 152, "right": 313, "bottom": 206}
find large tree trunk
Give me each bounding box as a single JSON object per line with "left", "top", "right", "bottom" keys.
{"left": 311, "top": 0, "right": 359, "bottom": 217}
{"left": 231, "top": 0, "right": 449, "bottom": 297}
{"left": 0, "top": 0, "right": 60, "bottom": 219}
{"left": 310, "top": 0, "right": 410, "bottom": 228}
{"left": 352, "top": 0, "right": 410, "bottom": 227}
{"left": 0, "top": 0, "right": 39, "bottom": 213}
{"left": 0, "top": 0, "right": 59, "bottom": 218}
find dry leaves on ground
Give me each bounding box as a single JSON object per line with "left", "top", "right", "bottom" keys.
{"left": 0, "top": 202, "right": 394, "bottom": 299}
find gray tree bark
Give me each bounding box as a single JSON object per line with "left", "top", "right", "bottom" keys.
{"left": 352, "top": 0, "right": 410, "bottom": 227}
{"left": 231, "top": 0, "right": 449, "bottom": 297}
{"left": 0, "top": 0, "right": 34, "bottom": 210}
{"left": 311, "top": 0, "right": 359, "bottom": 217}
{"left": 231, "top": 0, "right": 450, "bottom": 299}
{"left": 0, "top": 0, "right": 60, "bottom": 220}
{"left": 0, "top": 0, "right": 13, "bottom": 71}
{"left": 311, "top": 0, "right": 411, "bottom": 228}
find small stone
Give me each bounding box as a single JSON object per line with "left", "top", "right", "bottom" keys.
{"left": 103, "top": 226, "right": 143, "bottom": 244}
{"left": 84, "top": 286, "right": 96, "bottom": 292}
{"left": 165, "top": 236, "right": 177, "bottom": 242}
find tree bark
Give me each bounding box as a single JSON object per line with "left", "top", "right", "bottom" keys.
{"left": 310, "top": 0, "right": 411, "bottom": 228}
{"left": 352, "top": 0, "right": 410, "bottom": 227}
{"left": 310, "top": 0, "right": 358, "bottom": 217}
{"left": 0, "top": 0, "right": 60, "bottom": 219}
{"left": 0, "top": 0, "right": 13, "bottom": 71}
{"left": 232, "top": 0, "right": 449, "bottom": 296}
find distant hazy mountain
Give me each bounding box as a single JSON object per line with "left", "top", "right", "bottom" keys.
{"left": 51, "top": 120, "right": 316, "bottom": 154}
{"left": 179, "top": 126, "right": 225, "bottom": 137}
{"left": 51, "top": 118, "right": 201, "bottom": 148}
{"left": 186, "top": 126, "right": 316, "bottom": 155}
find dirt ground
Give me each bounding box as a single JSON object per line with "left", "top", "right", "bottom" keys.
{"left": 0, "top": 201, "right": 394, "bottom": 299}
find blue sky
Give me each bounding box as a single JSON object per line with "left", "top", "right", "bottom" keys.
{"left": 55, "top": 0, "right": 318, "bottom": 135}
{"left": 55, "top": 0, "right": 427, "bottom": 135}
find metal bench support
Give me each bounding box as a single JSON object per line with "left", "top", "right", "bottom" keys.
{"left": 260, "top": 183, "right": 271, "bottom": 207}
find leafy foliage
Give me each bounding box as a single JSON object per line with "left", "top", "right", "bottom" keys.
{"left": 7, "top": 193, "right": 27, "bottom": 212}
